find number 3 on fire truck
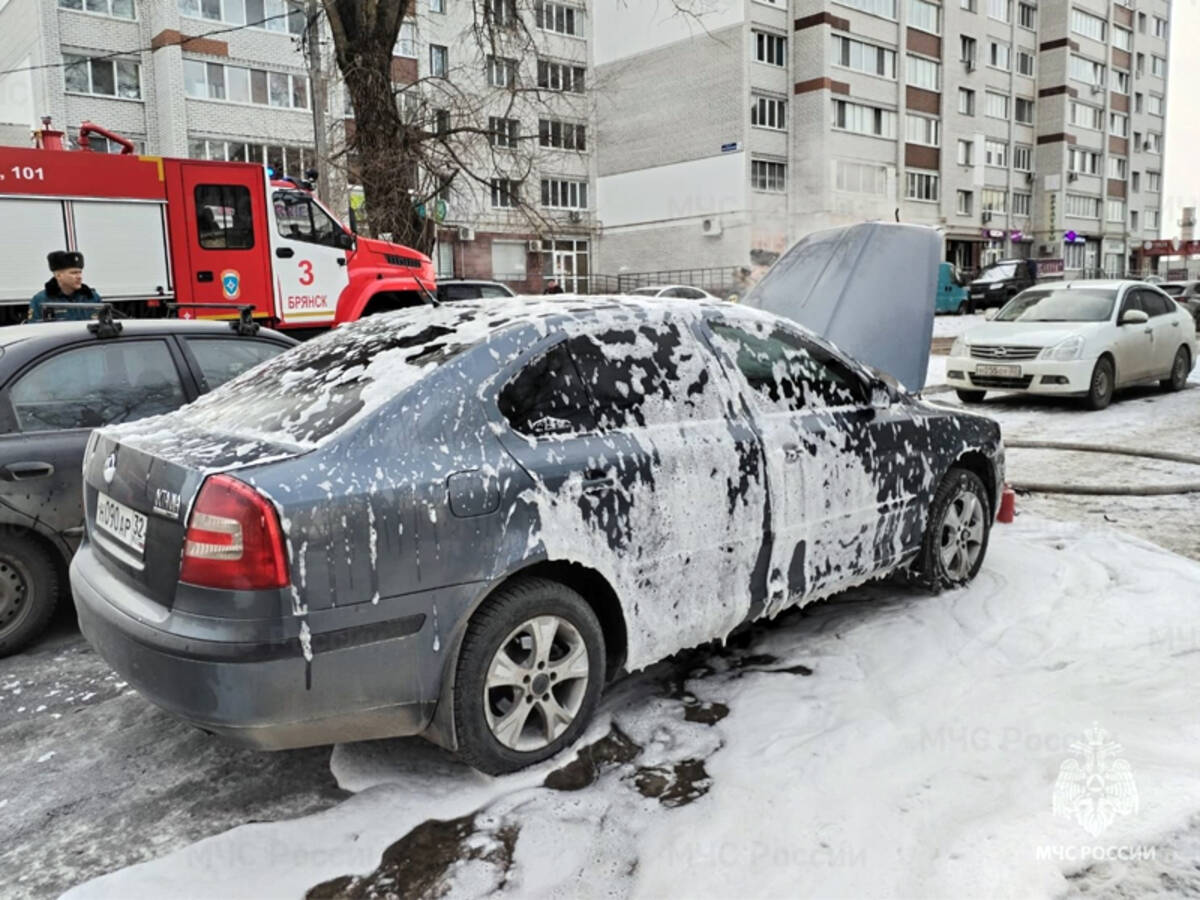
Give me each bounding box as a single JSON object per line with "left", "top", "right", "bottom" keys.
{"left": 298, "top": 260, "right": 314, "bottom": 286}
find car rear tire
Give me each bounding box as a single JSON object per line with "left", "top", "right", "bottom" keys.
{"left": 915, "top": 467, "right": 992, "bottom": 591}
{"left": 1085, "top": 357, "right": 1115, "bottom": 410}
{"left": 452, "top": 577, "right": 605, "bottom": 775}
{"left": 1160, "top": 346, "right": 1191, "bottom": 392}
{"left": 0, "top": 534, "right": 59, "bottom": 658}
{"left": 956, "top": 389, "right": 986, "bottom": 403}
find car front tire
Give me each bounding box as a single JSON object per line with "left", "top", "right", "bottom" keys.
{"left": 1161, "top": 346, "right": 1191, "bottom": 392}
{"left": 0, "top": 534, "right": 60, "bottom": 657}
{"left": 1085, "top": 357, "right": 1115, "bottom": 410}
{"left": 452, "top": 577, "right": 606, "bottom": 775}
{"left": 956, "top": 389, "right": 986, "bottom": 403}
{"left": 915, "top": 467, "right": 992, "bottom": 591}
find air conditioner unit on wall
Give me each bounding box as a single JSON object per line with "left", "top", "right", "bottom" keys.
{"left": 457, "top": 226, "right": 475, "bottom": 241}
{"left": 567, "top": 210, "right": 583, "bottom": 223}
{"left": 701, "top": 216, "right": 723, "bottom": 237}
{"left": 528, "top": 239, "right": 543, "bottom": 252}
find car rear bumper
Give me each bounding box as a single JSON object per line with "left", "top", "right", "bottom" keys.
{"left": 945, "top": 355, "right": 1096, "bottom": 395}
{"left": 71, "top": 541, "right": 471, "bottom": 750}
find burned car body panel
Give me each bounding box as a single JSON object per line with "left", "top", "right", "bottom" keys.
{"left": 72, "top": 296, "right": 1003, "bottom": 751}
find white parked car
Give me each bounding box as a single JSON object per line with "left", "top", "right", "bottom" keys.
{"left": 627, "top": 284, "right": 723, "bottom": 300}
{"left": 947, "top": 280, "right": 1198, "bottom": 410}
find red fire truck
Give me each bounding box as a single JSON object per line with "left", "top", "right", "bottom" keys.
{"left": 0, "top": 121, "right": 436, "bottom": 329}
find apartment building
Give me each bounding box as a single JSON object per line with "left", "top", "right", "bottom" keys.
{"left": 593, "top": 0, "right": 1171, "bottom": 278}
{"left": 0, "top": 0, "right": 596, "bottom": 291}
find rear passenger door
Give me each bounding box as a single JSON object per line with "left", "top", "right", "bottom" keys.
{"left": 0, "top": 339, "right": 192, "bottom": 546}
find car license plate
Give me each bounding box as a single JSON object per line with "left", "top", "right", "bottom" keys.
{"left": 95, "top": 492, "right": 148, "bottom": 557}
{"left": 976, "top": 364, "right": 1021, "bottom": 377}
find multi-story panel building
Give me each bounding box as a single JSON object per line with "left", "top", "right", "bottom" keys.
{"left": 0, "top": 0, "right": 595, "bottom": 292}
{"left": 593, "top": 0, "right": 1171, "bottom": 280}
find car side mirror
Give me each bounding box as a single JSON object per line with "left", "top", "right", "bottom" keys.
{"left": 870, "top": 380, "right": 893, "bottom": 409}
{"left": 337, "top": 231, "right": 356, "bottom": 251}
{"left": 984, "top": 309, "right": 998, "bottom": 321}
{"left": 1120, "top": 308, "right": 1149, "bottom": 325}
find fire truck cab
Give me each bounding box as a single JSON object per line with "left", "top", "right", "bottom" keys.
{"left": 0, "top": 122, "right": 435, "bottom": 329}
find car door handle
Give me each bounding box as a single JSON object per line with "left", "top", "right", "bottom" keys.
{"left": 1, "top": 461, "right": 54, "bottom": 481}
{"left": 1144, "top": 327, "right": 1154, "bottom": 335}
{"left": 581, "top": 470, "right": 615, "bottom": 492}
{"left": 1172, "top": 320, "right": 1180, "bottom": 327}
{"left": 275, "top": 247, "right": 294, "bottom": 258}
{"left": 783, "top": 445, "right": 804, "bottom": 463}
{"left": 196, "top": 270, "right": 213, "bottom": 283}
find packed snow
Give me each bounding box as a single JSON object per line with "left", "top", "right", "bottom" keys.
{"left": 64, "top": 516, "right": 1200, "bottom": 899}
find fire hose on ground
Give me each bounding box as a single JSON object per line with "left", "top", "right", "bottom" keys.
{"left": 1003, "top": 440, "right": 1200, "bottom": 496}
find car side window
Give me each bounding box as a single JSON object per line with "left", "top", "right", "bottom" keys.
{"left": 10, "top": 340, "right": 186, "bottom": 432}
{"left": 499, "top": 342, "right": 597, "bottom": 437}
{"left": 709, "top": 320, "right": 867, "bottom": 413}
{"left": 480, "top": 286, "right": 512, "bottom": 299}
{"left": 273, "top": 191, "right": 345, "bottom": 248}
{"left": 1119, "top": 290, "right": 1144, "bottom": 318}
{"left": 184, "top": 338, "right": 290, "bottom": 392}
{"left": 440, "top": 284, "right": 482, "bottom": 302}
{"left": 567, "top": 321, "right": 722, "bottom": 429}
{"left": 681, "top": 288, "right": 707, "bottom": 299}
{"left": 1141, "top": 291, "right": 1171, "bottom": 317}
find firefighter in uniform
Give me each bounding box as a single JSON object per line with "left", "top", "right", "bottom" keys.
{"left": 28, "top": 250, "right": 102, "bottom": 322}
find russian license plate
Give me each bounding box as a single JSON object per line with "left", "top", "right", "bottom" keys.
{"left": 976, "top": 364, "right": 1021, "bottom": 378}
{"left": 95, "top": 492, "right": 148, "bottom": 557}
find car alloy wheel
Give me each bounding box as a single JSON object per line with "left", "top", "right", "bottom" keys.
{"left": 1163, "top": 346, "right": 1190, "bottom": 392}
{"left": 938, "top": 489, "right": 985, "bottom": 582}
{"left": 484, "top": 614, "right": 590, "bottom": 752}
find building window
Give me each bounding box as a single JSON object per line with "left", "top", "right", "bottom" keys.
{"left": 906, "top": 55, "right": 940, "bottom": 91}
{"left": 1135, "top": 52, "right": 1144, "bottom": 76}
{"left": 1016, "top": 50, "right": 1034, "bottom": 76}
{"left": 188, "top": 138, "right": 312, "bottom": 173}
{"left": 754, "top": 31, "right": 787, "bottom": 66}
{"left": 1065, "top": 193, "right": 1101, "bottom": 217}
{"left": 984, "top": 139, "right": 1008, "bottom": 167}
{"left": 1012, "top": 192, "right": 1031, "bottom": 216}
{"left": 396, "top": 22, "right": 418, "bottom": 57}
{"left": 538, "top": 118, "right": 586, "bottom": 150}
{"left": 490, "top": 178, "right": 519, "bottom": 208}
{"left": 1070, "top": 8, "right": 1107, "bottom": 42}
{"left": 1107, "top": 156, "right": 1127, "bottom": 179}
{"left": 960, "top": 36, "right": 977, "bottom": 64}
{"left": 908, "top": 0, "right": 940, "bottom": 33}
{"left": 1070, "top": 101, "right": 1103, "bottom": 131}
{"left": 831, "top": 34, "right": 896, "bottom": 78}
{"left": 60, "top": 0, "right": 135, "bottom": 18}
{"left": 535, "top": 1, "right": 582, "bottom": 36}
{"left": 429, "top": 44, "right": 448, "bottom": 77}
{"left": 1131, "top": 171, "right": 1140, "bottom": 192}
{"left": 1130, "top": 209, "right": 1139, "bottom": 230}
{"left": 1113, "top": 25, "right": 1132, "bottom": 51}
{"left": 1069, "top": 54, "right": 1105, "bottom": 86}
{"left": 488, "top": 116, "right": 519, "bottom": 148}
{"left": 1014, "top": 97, "right": 1034, "bottom": 124}
{"left": 957, "top": 190, "right": 973, "bottom": 214}
{"left": 1150, "top": 56, "right": 1165, "bottom": 78}
{"left": 1106, "top": 199, "right": 1126, "bottom": 223}
{"left": 1064, "top": 242, "right": 1085, "bottom": 269}
{"left": 1145, "top": 132, "right": 1162, "bottom": 154}
{"left": 1110, "top": 111, "right": 1128, "bottom": 136}
{"left": 86, "top": 134, "right": 146, "bottom": 154}
{"left": 1110, "top": 69, "right": 1130, "bottom": 94}
{"left": 1137, "top": 11, "right": 1146, "bottom": 33}
{"left": 958, "top": 87, "right": 975, "bottom": 116}
{"left": 541, "top": 178, "right": 588, "bottom": 209}
{"left": 988, "top": 40, "right": 1010, "bottom": 71}
{"left": 63, "top": 54, "right": 141, "bottom": 99}
{"left": 1134, "top": 92, "right": 1144, "bottom": 113}
{"left": 905, "top": 113, "right": 939, "bottom": 146}
{"left": 430, "top": 0, "right": 444, "bottom": 11}
{"left": 1068, "top": 148, "right": 1101, "bottom": 175}
{"left": 957, "top": 138, "right": 975, "bottom": 165}
{"left": 1153, "top": 16, "right": 1167, "bottom": 38}
{"left": 485, "top": 0, "right": 518, "bottom": 26}
{"left": 987, "top": 0, "right": 1010, "bottom": 22}
{"left": 906, "top": 170, "right": 939, "bottom": 201}
{"left": 1147, "top": 94, "right": 1164, "bottom": 116}
{"left": 487, "top": 56, "right": 517, "bottom": 87}
{"left": 1017, "top": 2, "right": 1035, "bottom": 28}
{"left": 183, "top": 60, "right": 307, "bottom": 108}
{"left": 831, "top": 99, "right": 898, "bottom": 138}
{"left": 1146, "top": 209, "right": 1160, "bottom": 229}
{"left": 1147, "top": 171, "right": 1161, "bottom": 192}
{"left": 751, "top": 159, "right": 787, "bottom": 192}
{"left": 835, "top": 0, "right": 898, "bottom": 19}
{"left": 982, "top": 188, "right": 1007, "bottom": 212}
{"left": 961, "top": 0, "right": 976, "bottom": 11}
{"left": 834, "top": 160, "right": 888, "bottom": 194}
{"left": 985, "top": 91, "right": 1009, "bottom": 119}
{"left": 1014, "top": 145, "right": 1032, "bottom": 171}
{"left": 537, "top": 60, "right": 585, "bottom": 93}
{"left": 180, "top": 0, "right": 306, "bottom": 33}
{"left": 752, "top": 95, "right": 788, "bottom": 130}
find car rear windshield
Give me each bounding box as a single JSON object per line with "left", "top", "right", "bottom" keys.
{"left": 976, "top": 263, "right": 1018, "bottom": 283}
{"left": 164, "top": 310, "right": 487, "bottom": 448}
{"left": 996, "top": 288, "right": 1117, "bottom": 323}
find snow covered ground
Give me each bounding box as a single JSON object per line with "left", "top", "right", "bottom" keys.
{"left": 61, "top": 518, "right": 1200, "bottom": 900}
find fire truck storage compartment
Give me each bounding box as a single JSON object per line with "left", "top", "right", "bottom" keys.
{"left": 0, "top": 196, "right": 172, "bottom": 304}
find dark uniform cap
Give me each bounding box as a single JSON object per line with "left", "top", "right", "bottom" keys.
{"left": 48, "top": 250, "right": 84, "bottom": 271}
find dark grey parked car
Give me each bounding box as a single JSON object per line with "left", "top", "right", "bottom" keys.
{"left": 0, "top": 314, "right": 296, "bottom": 656}
{"left": 71, "top": 286, "right": 1004, "bottom": 773}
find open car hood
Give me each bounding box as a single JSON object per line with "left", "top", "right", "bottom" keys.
{"left": 742, "top": 222, "right": 939, "bottom": 391}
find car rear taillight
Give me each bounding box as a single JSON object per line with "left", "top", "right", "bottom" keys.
{"left": 179, "top": 475, "right": 289, "bottom": 590}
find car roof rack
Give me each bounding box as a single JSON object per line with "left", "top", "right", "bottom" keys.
{"left": 166, "top": 303, "right": 260, "bottom": 336}
{"left": 39, "top": 302, "right": 125, "bottom": 338}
